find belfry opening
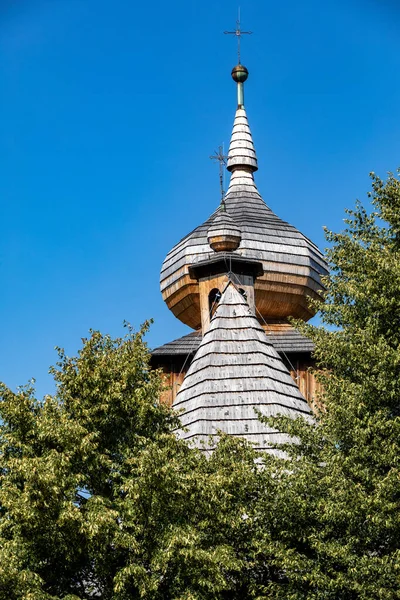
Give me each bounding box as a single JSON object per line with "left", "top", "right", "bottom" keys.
{"left": 208, "top": 289, "right": 221, "bottom": 318}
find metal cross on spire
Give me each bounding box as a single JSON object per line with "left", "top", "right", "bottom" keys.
{"left": 210, "top": 145, "right": 228, "bottom": 202}
{"left": 224, "top": 8, "right": 252, "bottom": 64}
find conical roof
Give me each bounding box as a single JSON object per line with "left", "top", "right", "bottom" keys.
{"left": 227, "top": 107, "right": 258, "bottom": 172}
{"left": 173, "top": 282, "right": 310, "bottom": 451}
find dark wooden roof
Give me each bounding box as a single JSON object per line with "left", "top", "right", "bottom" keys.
{"left": 152, "top": 332, "right": 202, "bottom": 357}
{"left": 152, "top": 323, "right": 314, "bottom": 357}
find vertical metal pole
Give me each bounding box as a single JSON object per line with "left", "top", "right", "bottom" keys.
{"left": 238, "top": 82, "right": 244, "bottom": 108}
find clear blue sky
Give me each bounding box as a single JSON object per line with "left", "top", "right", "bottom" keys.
{"left": 1, "top": 0, "right": 399, "bottom": 397}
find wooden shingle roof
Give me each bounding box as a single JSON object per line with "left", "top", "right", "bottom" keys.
{"left": 151, "top": 323, "right": 314, "bottom": 357}
{"left": 160, "top": 104, "right": 328, "bottom": 329}
{"left": 173, "top": 282, "right": 311, "bottom": 451}
{"left": 226, "top": 107, "right": 258, "bottom": 172}
{"left": 207, "top": 203, "right": 242, "bottom": 252}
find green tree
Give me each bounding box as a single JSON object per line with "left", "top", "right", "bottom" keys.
{"left": 0, "top": 324, "right": 262, "bottom": 600}
{"left": 0, "top": 323, "right": 172, "bottom": 598}
{"left": 253, "top": 170, "right": 400, "bottom": 599}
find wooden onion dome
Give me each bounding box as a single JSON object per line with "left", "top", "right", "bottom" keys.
{"left": 160, "top": 65, "right": 328, "bottom": 330}
{"left": 207, "top": 201, "right": 242, "bottom": 252}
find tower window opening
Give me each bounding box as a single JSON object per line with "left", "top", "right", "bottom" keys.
{"left": 238, "top": 288, "right": 247, "bottom": 300}
{"left": 209, "top": 288, "right": 221, "bottom": 317}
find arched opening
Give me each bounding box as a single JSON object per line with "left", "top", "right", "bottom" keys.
{"left": 208, "top": 288, "right": 221, "bottom": 318}
{"left": 238, "top": 287, "right": 247, "bottom": 301}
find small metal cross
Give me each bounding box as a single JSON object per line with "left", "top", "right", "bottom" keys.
{"left": 224, "top": 8, "right": 252, "bottom": 64}
{"left": 210, "top": 145, "right": 228, "bottom": 202}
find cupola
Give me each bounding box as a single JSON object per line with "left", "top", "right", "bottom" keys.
{"left": 160, "top": 64, "right": 328, "bottom": 330}
{"left": 207, "top": 201, "right": 242, "bottom": 252}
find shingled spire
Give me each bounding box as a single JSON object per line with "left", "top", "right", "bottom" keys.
{"left": 227, "top": 64, "right": 258, "bottom": 173}
{"left": 160, "top": 58, "right": 328, "bottom": 332}
{"left": 173, "top": 281, "right": 310, "bottom": 451}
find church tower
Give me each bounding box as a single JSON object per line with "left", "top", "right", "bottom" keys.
{"left": 152, "top": 51, "right": 328, "bottom": 442}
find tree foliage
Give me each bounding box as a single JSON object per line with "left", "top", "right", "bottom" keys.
{"left": 254, "top": 170, "right": 400, "bottom": 599}
{"left": 0, "top": 324, "right": 261, "bottom": 600}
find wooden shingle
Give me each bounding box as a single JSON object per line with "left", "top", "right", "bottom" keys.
{"left": 173, "top": 282, "right": 311, "bottom": 451}
{"left": 160, "top": 105, "right": 328, "bottom": 329}
{"left": 151, "top": 324, "right": 314, "bottom": 357}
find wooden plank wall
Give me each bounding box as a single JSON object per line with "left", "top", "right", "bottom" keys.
{"left": 157, "top": 354, "right": 323, "bottom": 411}
{"left": 159, "top": 368, "right": 185, "bottom": 407}
{"left": 287, "top": 357, "right": 323, "bottom": 410}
